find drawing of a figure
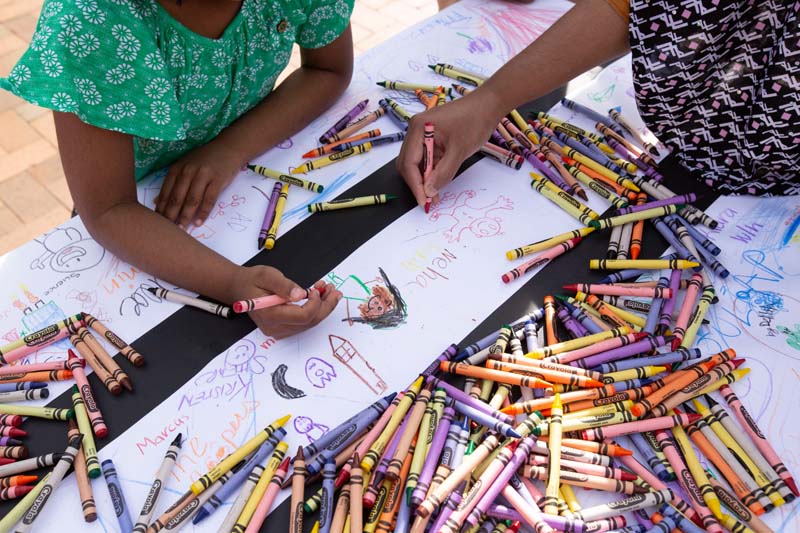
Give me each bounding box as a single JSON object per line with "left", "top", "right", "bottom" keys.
{"left": 328, "top": 268, "right": 407, "bottom": 330}
{"left": 777, "top": 324, "right": 800, "bottom": 351}
{"left": 329, "top": 335, "right": 387, "bottom": 394}
{"left": 30, "top": 227, "right": 106, "bottom": 273}
{"left": 294, "top": 416, "right": 329, "bottom": 444}
{"left": 427, "top": 190, "right": 513, "bottom": 243}
{"left": 305, "top": 357, "right": 337, "bottom": 388}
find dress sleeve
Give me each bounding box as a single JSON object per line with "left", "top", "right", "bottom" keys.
{"left": 607, "top": 0, "right": 630, "bottom": 22}
{"left": 295, "top": 0, "right": 354, "bottom": 49}
{"left": 0, "top": 0, "right": 185, "bottom": 141}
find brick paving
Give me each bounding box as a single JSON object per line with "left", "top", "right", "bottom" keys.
{"left": 0, "top": 0, "right": 438, "bottom": 254}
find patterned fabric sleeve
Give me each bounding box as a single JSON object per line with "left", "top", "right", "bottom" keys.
{"left": 0, "top": 0, "right": 185, "bottom": 141}
{"left": 295, "top": 0, "right": 354, "bottom": 49}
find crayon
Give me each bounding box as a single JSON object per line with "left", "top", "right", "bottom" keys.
{"left": 607, "top": 109, "right": 658, "bottom": 154}
{"left": 509, "top": 109, "right": 539, "bottom": 145}
{"left": 319, "top": 99, "right": 369, "bottom": 143}
{"left": 0, "top": 383, "right": 46, "bottom": 394}
{"left": 561, "top": 98, "right": 624, "bottom": 134}
{"left": 386, "top": 388, "right": 431, "bottom": 482}
{"left": 530, "top": 173, "right": 600, "bottom": 225}
{"left": 191, "top": 414, "right": 290, "bottom": 495}
{"left": 411, "top": 404, "right": 454, "bottom": 505}
{"left": 654, "top": 429, "right": 724, "bottom": 532}
{"left": 528, "top": 146, "right": 573, "bottom": 193}
{"left": 79, "top": 325, "right": 135, "bottom": 391}
{"left": 17, "top": 434, "right": 82, "bottom": 532}
{"left": 328, "top": 106, "right": 387, "bottom": 143}
{"left": 485, "top": 360, "right": 602, "bottom": 388}
{"left": 439, "top": 361, "right": 552, "bottom": 389}
{"left": 0, "top": 369, "right": 72, "bottom": 384}
{"left": 499, "top": 485, "right": 557, "bottom": 533}
{"left": 560, "top": 149, "right": 639, "bottom": 191}
{"left": 256, "top": 181, "right": 283, "bottom": 249}
{"left": 67, "top": 350, "right": 107, "bottom": 438}
{"left": 376, "top": 80, "right": 443, "bottom": 93}
{"left": 146, "top": 286, "right": 231, "bottom": 318}
{"left": 0, "top": 360, "right": 74, "bottom": 377}
{"left": 428, "top": 63, "right": 484, "bottom": 86}
{"left": 83, "top": 312, "right": 144, "bottom": 367}
{"left": 308, "top": 194, "right": 397, "bottom": 213}
{"left": 66, "top": 420, "right": 97, "bottom": 523}
{"left": 344, "top": 394, "right": 404, "bottom": 486}
{"left": 543, "top": 329, "right": 646, "bottom": 365}
{"left": 244, "top": 455, "right": 291, "bottom": 533}
{"left": 506, "top": 228, "right": 595, "bottom": 261}
{"left": 379, "top": 97, "right": 413, "bottom": 121}
{"left": 680, "top": 286, "right": 715, "bottom": 348}
{"left": 0, "top": 446, "right": 27, "bottom": 459}
{"left": 0, "top": 389, "right": 48, "bottom": 403}
{"left": 579, "top": 335, "right": 670, "bottom": 370}
{"left": 482, "top": 142, "right": 524, "bottom": 169}
{"left": 217, "top": 460, "right": 268, "bottom": 533}
{"left": 542, "top": 148, "right": 587, "bottom": 199}
{"left": 721, "top": 385, "right": 799, "bottom": 497}
{"left": 525, "top": 453, "right": 636, "bottom": 481}
{"left": 231, "top": 443, "right": 288, "bottom": 533}
{"left": 293, "top": 142, "right": 372, "bottom": 174}
{"left": 544, "top": 395, "right": 564, "bottom": 515}
{"left": 426, "top": 377, "right": 514, "bottom": 424}
{"left": 422, "top": 122, "right": 435, "bottom": 212}
{"left": 264, "top": 182, "right": 290, "bottom": 250}
{"left": 706, "top": 472, "right": 772, "bottom": 533}
{"left": 520, "top": 464, "right": 646, "bottom": 495}
{"left": 563, "top": 283, "right": 671, "bottom": 299}
{"left": 414, "top": 87, "right": 433, "bottom": 107}
{"left": 333, "top": 131, "right": 405, "bottom": 152}
{"left": 70, "top": 385, "right": 101, "bottom": 479}
{"left": 314, "top": 460, "right": 336, "bottom": 533}
{"left": 526, "top": 327, "right": 632, "bottom": 360}
{"left": 456, "top": 312, "right": 543, "bottom": 360}
{"left": 132, "top": 433, "right": 183, "bottom": 532}
{"left": 70, "top": 333, "right": 121, "bottom": 396}
{"left": 0, "top": 472, "right": 50, "bottom": 529}
{"left": 349, "top": 452, "right": 364, "bottom": 533}
{"left": 695, "top": 244, "right": 730, "bottom": 278}
{"left": 501, "top": 385, "right": 617, "bottom": 416}
{"left": 101, "top": 459, "right": 134, "bottom": 533}
{"left": 568, "top": 164, "right": 630, "bottom": 209}
{"left": 0, "top": 474, "right": 37, "bottom": 489}
{"left": 247, "top": 164, "right": 324, "bottom": 196}
{"left": 502, "top": 237, "right": 581, "bottom": 284}
{"left": 589, "top": 259, "right": 700, "bottom": 270}
{"left": 542, "top": 296, "right": 559, "bottom": 346}
{"left": 407, "top": 388, "right": 445, "bottom": 496}
{"left": 0, "top": 313, "right": 84, "bottom": 365}
{"left": 289, "top": 447, "right": 306, "bottom": 533}
{"left": 306, "top": 129, "right": 381, "bottom": 158}
{"left": 0, "top": 403, "right": 71, "bottom": 421}
{"left": 580, "top": 412, "right": 700, "bottom": 441}
{"left": 674, "top": 214, "right": 721, "bottom": 254}
{"left": 500, "top": 117, "right": 530, "bottom": 150}
{"left": 616, "top": 194, "right": 696, "bottom": 215}
{"left": 591, "top": 205, "right": 682, "bottom": 230}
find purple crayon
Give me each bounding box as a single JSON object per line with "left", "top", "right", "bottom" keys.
{"left": 319, "top": 99, "right": 369, "bottom": 143}
{"left": 257, "top": 182, "right": 283, "bottom": 249}
{"left": 521, "top": 147, "right": 570, "bottom": 193}
{"left": 643, "top": 272, "right": 670, "bottom": 335}
{"left": 304, "top": 393, "right": 395, "bottom": 476}
{"left": 452, "top": 400, "right": 520, "bottom": 438}
{"left": 419, "top": 344, "right": 458, "bottom": 378}
{"left": 650, "top": 218, "right": 701, "bottom": 269}
{"left": 615, "top": 193, "right": 697, "bottom": 216}
{"left": 655, "top": 269, "right": 682, "bottom": 336}
{"left": 556, "top": 304, "right": 589, "bottom": 338}
{"left": 579, "top": 334, "right": 671, "bottom": 369}
{"left": 467, "top": 437, "right": 537, "bottom": 527}
{"left": 410, "top": 405, "right": 454, "bottom": 505}
{"left": 425, "top": 376, "right": 515, "bottom": 425}
{"left": 0, "top": 437, "right": 22, "bottom": 446}
{"left": 561, "top": 97, "right": 625, "bottom": 136}
{"left": 430, "top": 481, "right": 466, "bottom": 532}
{"left": 333, "top": 131, "right": 406, "bottom": 152}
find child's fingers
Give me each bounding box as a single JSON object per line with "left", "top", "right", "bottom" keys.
{"left": 253, "top": 266, "right": 304, "bottom": 301}
{"left": 397, "top": 119, "right": 428, "bottom": 207}
{"left": 257, "top": 293, "right": 323, "bottom": 326}
{"left": 424, "top": 147, "right": 463, "bottom": 197}
{"left": 193, "top": 180, "right": 223, "bottom": 226}
{"left": 162, "top": 166, "right": 198, "bottom": 224}
{"left": 155, "top": 165, "right": 181, "bottom": 215}
{"left": 177, "top": 170, "right": 212, "bottom": 229}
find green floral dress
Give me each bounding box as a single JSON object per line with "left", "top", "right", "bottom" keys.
{"left": 0, "top": 0, "right": 353, "bottom": 180}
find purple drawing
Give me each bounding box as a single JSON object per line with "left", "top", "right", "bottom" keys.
{"left": 305, "top": 357, "right": 337, "bottom": 389}
{"left": 294, "top": 416, "right": 330, "bottom": 444}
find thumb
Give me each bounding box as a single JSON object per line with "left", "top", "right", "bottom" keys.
{"left": 256, "top": 267, "right": 305, "bottom": 301}
{"left": 425, "top": 149, "right": 464, "bottom": 197}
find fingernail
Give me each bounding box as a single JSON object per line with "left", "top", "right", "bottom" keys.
{"left": 194, "top": 218, "right": 203, "bottom": 226}
{"left": 178, "top": 223, "right": 185, "bottom": 231}
{"left": 290, "top": 288, "right": 305, "bottom": 300}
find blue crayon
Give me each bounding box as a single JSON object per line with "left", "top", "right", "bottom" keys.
{"left": 561, "top": 98, "right": 626, "bottom": 136}
{"left": 673, "top": 215, "right": 721, "bottom": 255}
{"left": 306, "top": 394, "right": 395, "bottom": 476}
{"left": 562, "top": 301, "right": 604, "bottom": 335}
{"left": 393, "top": 490, "right": 413, "bottom": 533}
{"left": 192, "top": 430, "right": 284, "bottom": 524}
{"left": 318, "top": 459, "right": 336, "bottom": 533}
{"left": 695, "top": 243, "right": 730, "bottom": 278}
{"left": 579, "top": 134, "right": 615, "bottom": 163}
{"left": 547, "top": 129, "right": 606, "bottom": 163}
{"left": 593, "top": 348, "right": 703, "bottom": 373}
{"left": 456, "top": 312, "right": 542, "bottom": 360}
{"left": 627, "top": 433, "right": 673, "bottom": 482}
{"left": 650, "top": 218, "right": 701, "bottom": 269}
{"left": 102, "top": 459, "right": 134, "bottom": 533}
{"left": 452, "top": 400, "right": 520, "bottom": 438}
{"left": 524, "top": 320, "right": 540, "bottom": 351}
{"left": 656, "top": 269, "right": 682, "bottom": 336}
{"left": 644, "top": 272, "right": 670, "bottom": 334}
{"left": 659, "top": 504, "right": 705, "bottom": 533}
{"left": 556, "top": 303, "right": 589, "bottom": 338}
{"left": 334, "top": 131, "right": 406, "bottom": 152}
{"left": 0, "top": 382, "right": 46, "bottom": 393}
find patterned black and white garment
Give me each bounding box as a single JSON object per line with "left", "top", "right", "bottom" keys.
{"left": 629, "top": 0, "right": 800, "bottom": 196}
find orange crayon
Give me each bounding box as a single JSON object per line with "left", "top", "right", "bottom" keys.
{"left": 303, "top": 129, "right": 381, "bottom": 158}
{"left": 439, "top": 362, "right": 552, "bottom": 389}
{"left": 0, "top": 370, "right": 72, "bottom": 383}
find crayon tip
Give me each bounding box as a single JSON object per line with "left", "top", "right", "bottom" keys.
{"left": 295, "top": 446, "right": 304, "bottom": 462}
{"left": 588, "top": 220, "right": 601, "bottom": 230}
{"left": 621, "top": 471, "right": 638, "bottom": 481}
{"left": 192, "top": 509, "right": 209, "bottom": 524}
{"left": 585, "top": 379, "right": 605, "bottom": 388}
{"left": 786, "top": 478, "right": 800, "bottom": 498}
{"left": 577, "top": 190, "right": 588, "bottom": 201}
{"left": 274, "top": 414, "right": 292, "bottom": 427}
{"left": 731, "top": 359, "right": 746, "bottom": 369}
{"left": 375, "top": 81, "right": 385, "bottom": 87}
{"left": 39, "top": 388, "right": 50, "bottom": 399}
{"left": 703, "top": 394, "right": 720, "bottom": 407}
{"left": 291, "top": 167, "right": 305, "bottom": 174}
{"left": 145, "top": 286, "right": 157, "bottom": 295}
{"left": 551, "top": 393, "right": 562, "bottom": 410}
{"left": 257, "top": 238, "right": 266, "bottom": 249}
{"left": 561, "top": 284, "right": 578, "bottom": 292}
{"left": 685, "top": 413, "right": 703, "bottom": 424}
{"left": 172, "top": 433, "right": 183, "bottom": 447}
{"left": 424, "top": 199, "right": 431, "bottom": 213}
{"left": 301, "top": 150, "right": 316, "bottom": 159}
{"left": 633, "top": 332, "right": 650, "bottom": 341}
{"left": 121, "top": 378, "right": 134, "bottom": 392}
{"left": 427, "top": 64, "right": 436, "bottom": 70}
{"left": 386, "top": 194, "right": 398, "bottom": 201}
{"left": 500, "top": 406, "right": 514, "bottom": 415}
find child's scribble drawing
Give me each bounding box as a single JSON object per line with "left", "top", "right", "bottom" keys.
{"left": 465, "top": 3, "right": 566, "bottom": 61}
{"left": 305, "top": 357, "right": 337, "bottom": 389}
{"left": 29, "top": 227, "right": 106, "bottom": 273}
{"left": 328, "top": 335, "right": 387, "bottom": 395}
{"left": 294, "top": 416, "right": 329, "bottom": 444}
{"left": 328, "top": 268, "right": 408, "bottom": 330}
{"left": 777, "top": 324, "right": 800, "bottom": 352}
{"left": 427, "top": 190, "right": 513, "bottom": 243}
{"left": 271, "top": 363, "right": 307, "bottom": 399}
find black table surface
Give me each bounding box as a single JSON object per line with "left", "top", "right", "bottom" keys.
{"left": 0, "top": 85, "right": 717, "bottom": 530}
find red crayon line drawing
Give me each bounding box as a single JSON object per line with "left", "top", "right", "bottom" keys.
{"left": 428, "top": 190, "right": 513, "bottom": 243}
{"left": 328, "top": 335, "right": 387, "bottom": 395}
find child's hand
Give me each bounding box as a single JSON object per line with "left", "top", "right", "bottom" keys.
{"left": 155, "top": 140, "right": 245, "bottom": 229}
{"left": 232, "top": 266, "right": 342, "bottom": 339}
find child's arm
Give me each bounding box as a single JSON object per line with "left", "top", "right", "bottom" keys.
{"left": 397, "top": 0, "right": 628, "bottom": 206}
{"left": 155, "top": 27, "right": 354, "bottom": 229}
{"left": 56, "top": 112, "right": 342, "bottom": 338}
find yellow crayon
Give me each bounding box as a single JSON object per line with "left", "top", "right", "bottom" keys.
{"left": 190, "top": 414, "right": 290, "bottom": 495}
{"left": 562, "top": 400, "right": 634, "bottom": 419}
{"left": 264, "top": 184, "right": 290, "bottom": 250}
{"left": 525, "top": 327, "right": 630, "bottom": 359}
{"left": 573, "top": 294, "right": 646, "bottom": 329}
{"left": 590, "top": 205, "right": 682, "bottom": 230}
{"left": 672, "top": 422, "right": 722, "bottom": 517}
{"left": 530, "top": 173, "right": 600, "bottom": 226}
{"left": 71, "top": 386, "right": 101, "bottom": 478}
{"left": 361, "top": 377, "right": 424, "bottom": 473}
{"left": 603, "top": 366, "right": 667, "bottom": 383}
{"left": 247, "top": 164, "right": 324, "bottom": 193}
{"left": 561, "top": 148, "right": 640, "bottom": 191}
{"left": 0, "top": 403, "right": 73, "bottom": 421}
{"left": 381, "top": 98, "right": 413, "bottom": 121}
{"left": 589, "top": 259, "right": 701, "bottom": 270}
{"left": 307, "top": 194, "right": 397, "bottom": 213}
{"left": 560, "top": 484, "right": 581, "bottom": 513}
{"left": 680, "top": 287, "right": 715, "bottom": 349}
{"left": 566, "top": 166, "right": 630, "bottom": 209}
{"left": 292, "top": 142, "right": 372, "bottom": 174}
{"left": 509, "top": 109, "right": 539, "bottom": 145}
{"left": 231, "top": 442, "right": 288, "bottom": 533}
{"left": 544, "top": 394, "right": 563, "bottom": 515}
{"left": 429, "top": 64, "right": 484, "bottom": 86}
{"left": 506, "top": 227, "right": 595, "bottom": 260}
{"left": 698, "top": 369, "right": 749, "bottom": 396}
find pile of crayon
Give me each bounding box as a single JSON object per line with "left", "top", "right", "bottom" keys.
{"left": 0, "top": 311, "right": 145, "bottom": 528}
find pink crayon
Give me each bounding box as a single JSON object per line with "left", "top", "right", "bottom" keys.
{"left": 562, "top": 283, "right": 672, "bottom": 299}
{"left": 671, "top": 273, "right": 703, "bottom": 350}
{"left": 581, "top": 412, "right": 701, "bottom": 441}
{"left": 502, "top": 237, "right": 581, "bottom": 284}
{"left": 232, "top": 286, "right": 326, "bottom": 313}
{"left": 0, "top": 359, "right": 81, "bottom": 377}
{"left": 545, "top": 332, "right": 648, "bottom": 365}
{"left": 67, "top": 350, "right": 108, "bottom": 438}
{"left": 244, "top": 456, "right": 291, "bottom": 533}
{"left": 423, "top": 122, "right": 435, "bottom": 213}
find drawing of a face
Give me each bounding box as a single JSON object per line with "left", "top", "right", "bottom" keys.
{"left": 361, "top": 286, "right": 395, "bottom": 319}
{"left": 224, "top": 340, "right": 257, "bottom": 370}
{"left": 305, "top": 357, "right": 337, "bottom": 388}
{"left": 30, "top": 227, "right": 106, "bottom": 273}
{"left": 294, "top": 416, "right": 314, "bottom": 433}
{"left": 468, "top": 217, "right": 502, "bottom": 238}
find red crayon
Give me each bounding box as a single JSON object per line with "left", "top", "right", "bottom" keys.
{"left": 0, "top": 484, "right": 33, "bottom": 500}
{"left": 422, "top": 122, "right": 435, "bottom": 213}
{"left": 0, "top": 415, "right": 23, "bottom": 427}
{"left": 0, "top": 427, "right": 26, "bottom": 438}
